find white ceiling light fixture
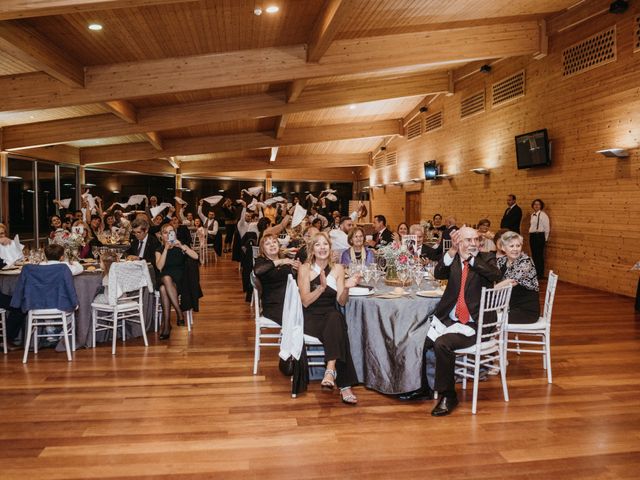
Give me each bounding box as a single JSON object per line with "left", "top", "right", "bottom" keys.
{"left": 470, "top": 167, "right": 490, "bottom": 175}
{"left": 435, "top": 173, "right": 453, "bottom": 180}
{"left": 348, "top": 104, "right": 357, "bottom": 110}
{"left": 254, "top": 7, "right": 262, "bottom": 15}
{"left": 265, "top": 5, "right": 280, "bottom": 13}
{"left": 88, "top": 23, "right": 103, "bottom": 31}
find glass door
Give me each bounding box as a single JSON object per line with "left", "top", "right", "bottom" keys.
{"left": 7, "top": 157, "right": 35, "bottom": 248}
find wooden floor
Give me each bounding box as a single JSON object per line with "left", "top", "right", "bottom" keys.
{"left": 1, "top": 257, "right": 639, "bottom": 479}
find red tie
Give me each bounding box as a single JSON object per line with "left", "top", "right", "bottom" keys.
{"left": 455, "top": 261, "right": 470, "bottom": 324}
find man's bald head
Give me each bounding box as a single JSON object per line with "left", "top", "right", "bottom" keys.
{"left": 455, "top": 226, "right": 480, "bottom": 258}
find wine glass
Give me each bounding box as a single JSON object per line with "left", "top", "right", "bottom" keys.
{"left": 413, "top": 267, "right": 425, "bottom": 292}
{"left": 371, "top": 267, "right": 382, "bottom": 293}
{"left": 91, "top": 245, "right": 99, "bottom": 260}
{"left": 397, "top": 267, "right": 409, "bottom": 291}
{"left": 363, "top": 267, "right": 373, "bottom": 287}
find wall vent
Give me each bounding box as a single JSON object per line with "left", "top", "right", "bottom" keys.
{"left": 425, "top": 111, "right": 443, "bottom": 132}
{"left": 460, "top": 90, "right": 485, "bottom": 119}
{"left": 373, "top": 151, "right": 398, "bottom": 169}
{"left": 492, "top": 70, "right": 525, "bottom": 107}
{"left": 635, "top": 15, "right": 640, "bottom": 52}
{"left": 406, "top": 118, "right": 423, "bottom": 140}
{"left": 562, "top": 26, "right": 616, "bottom": 77}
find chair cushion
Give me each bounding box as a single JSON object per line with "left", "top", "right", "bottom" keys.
{"left": 455, "top": 339, "right": 498, "bottom": 355}
{"left": 303, "top": 334, "right": 323, "bottom": 345}
{"left": 507, "top": 318, "right": 548, "bottom": 332}
{"left": 258, "top": 316, "right": 281, "bottom": 329}
{"left": 91, "top": 301, "right": 139, "bottom": 311}
{"left": 31, "top": 308, "right": 69, "bottom": 315}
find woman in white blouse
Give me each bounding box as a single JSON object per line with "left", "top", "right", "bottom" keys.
{"left": 529, "top": 198, "right": 550, "bottom": 278}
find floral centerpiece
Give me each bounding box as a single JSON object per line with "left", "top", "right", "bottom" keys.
{"left": 378, "top": 241, "right": 415, "bottom": 284}
{"left": 51, "top": 229, "right": 85, "bottom": 261}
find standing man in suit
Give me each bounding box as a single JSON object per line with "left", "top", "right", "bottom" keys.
{"left": 367, "top": 215, "right": 393, "bottom": 248}
{"left": 127, "top": 218, "right": 161, "bottom": 269}
{"left": 500, "top": 194, "right": 522, "bottom": 233}
{"left": 425, "top": 226, "right": 502, "bottom": 416}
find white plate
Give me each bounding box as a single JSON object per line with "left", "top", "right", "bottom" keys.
{"left": 416, "top": 290, "right": 444, "bottom": 298}
{"left": 349, "top": 287, "right": 373, "bottom": 296}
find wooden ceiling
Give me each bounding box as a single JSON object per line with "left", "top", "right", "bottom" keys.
{"left": 0, "top": 0, "right": 592, "bottom": 180}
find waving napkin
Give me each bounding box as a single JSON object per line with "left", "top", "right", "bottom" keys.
{"left": 174, "top": 196, "right": 187, "bottom": 206}
{"left": 325, "top": 193, "right": 338, "bottom": 202}
{"left": 57, "top": 198, "right": 72, "bottom": 209}
{"left": 242, "top": 186, "right": 263, "bottom": 197}
{"left": 264, "top": 196, "right": 285, "bottom": 206}
{"left": 150, "top": 202, "right": 173, "bottom": 218}
{"left": 203, "top": 195, "right": 223, "bottom": 206}
{"left": 81, "top": 191, "right": 97, "bottom": 211}
{"left": 291, "top": 204, "right": 307, "bottom": 228}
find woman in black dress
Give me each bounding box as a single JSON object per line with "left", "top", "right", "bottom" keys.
{"left": 297, "top": 231, "right": 362, "bottom": 404}
{"left": 495, "top": 231, "right": 540, "bottom": 324}
{"left": 254, "top": 234, "right": 300, "bottom": 324}
{"left": 155, "top": 223, "right": 199, "bottom": 339}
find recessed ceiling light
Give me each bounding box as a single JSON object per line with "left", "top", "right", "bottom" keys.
{"left": 265, "top": 5, "right": 280, "bottom": 13}
{"left": 88, "top": 23, "right": 103, "bottom": 31}
{"left": 253, "top": 7, "right": 262, "bottom": 15}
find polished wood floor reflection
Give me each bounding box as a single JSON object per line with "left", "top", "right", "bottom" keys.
{"left": 1, "top": 257, "right": 639, "bottom": 479}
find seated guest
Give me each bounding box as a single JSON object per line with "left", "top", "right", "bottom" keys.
{"left": 495, "top": 231, "right": 540, "bottom": 324}
{"left": 420, "top": 227, "right": 501, "bottom": 416}
{"left": 72, "top": 221, "right": 100, "bottom": 259}
{"left": 126, "top": 218, "right": 161, "bottom": 268}
{"left": 42, "top": 244, "right": 83, "bottom": 276}
{"left": 329, "top": 216, "right": 354, "bottom": 253}
{"left": 477, "top": 218, "right": 496, "bottom": 252}
{"left": 310, "top": 218, "right": 323, "bottom": 230}
{"left": 91, "top": 252, "right": 119, "bottom": 304}
{"left": 88, "top": 215, "right": 104, "bottom": 244}
{"left": 254, "top": 234, "right": 301, "bottom": 324}
{"left": 193, "top": 218, "right": 207, "bottom": 246}
{"left": 49, "top": 214, "right": 66, "bottom": 239}
{"left": 0, "top": 224, "right": 26, "bottom": 350}
{"left": 297, "top": 232, "right": 362, "bottom": 405}
{"left": 295, "top": 226, "right": 320, "bottom": 264}
{"left": 367, "top": 215, "right": 393, "bottom": 248}
{"left": 340, "top": 227, "right": 374, "bottom": 266}
{"left": 428, "top": 213, "right": 446, "bottom": 240}
{"left": 392, "top": 222, "right": 409, "bottom": 244}
{"left": 169, "top": 216, "right": 192, "bottom": 247}
{"left": 257, "top": 213, "right": 291, "bottom": 240}
{"left": 155, "top": 223, "right": 199, "bottom": 339}
{"left": 409, "top": 224, "right": 432, "bottom": 260}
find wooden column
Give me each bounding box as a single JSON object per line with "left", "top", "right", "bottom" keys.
{"left": 265, "top": 171, "right": 272, "bottom": 194}
{"left": 175, "top": 170, "right": 182, "bottom": 199}
{"left": 0, "top": 152, "right": 8, "bottom": 223}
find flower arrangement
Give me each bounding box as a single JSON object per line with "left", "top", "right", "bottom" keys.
{"left": 379, "top": 241, "right": 416, "bottom": 283}
{"left": 51, "top": 229, "right": 85, "bottom": 260}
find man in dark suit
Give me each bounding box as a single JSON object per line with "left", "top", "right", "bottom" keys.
{"left": 426, "top": 226, "right": 501, "bottom": 416}
{"left": 367, "top": 215, "right": 393, "bottom": 248}
{"left": 500, "top": 193, "right": 522, "bottom": 233}
{"left": 126, "top": 218, "right": 161, "bottom": 268}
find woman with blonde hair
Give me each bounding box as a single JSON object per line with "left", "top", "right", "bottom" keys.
{"left": 297, "top": 232, "right": 361, "bottom": 404}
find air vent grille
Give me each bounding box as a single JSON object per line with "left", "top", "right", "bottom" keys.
{"left": 385, "top": 151, "right": 397, "bottom": 167}
{"left": 562, "top": 26, "right": 616, "bottom": 77}
{"left": 425, "top": 111, "right": 443, "bottom": 132}
{"left": 492, "top": 70, "right": 525, "bottom": 107}
{"left": 406, "top": 118, "right": 423, "bottom": 140}
{"left": 373, "top": 151, "right": 398, "bottom": 169}
{"left": 635, "top": 15, "right": 640, "bottom": 52}
{"left": 460, "top": 90, "right": 485, "bottom": 119}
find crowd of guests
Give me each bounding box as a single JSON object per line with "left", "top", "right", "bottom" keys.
{"left": 246, "top": 191, "right": 551, "bottom": 413}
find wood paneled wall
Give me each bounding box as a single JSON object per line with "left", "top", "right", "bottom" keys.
{"left": 363, "top": 9, "right": 640, "bottom": 298}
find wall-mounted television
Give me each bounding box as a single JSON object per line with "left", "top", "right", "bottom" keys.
{"left": 515, "top": 129, "right": 551, "bottom": 169}
{"left": 424, "top": 160, "right": 439, "bottom": 180}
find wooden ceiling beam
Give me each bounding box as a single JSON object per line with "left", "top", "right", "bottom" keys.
{"left": 0, "top": 20, "right": 85, "bottom": 87}
{"left": 179, "top": 153, "right": 370, "bottom": 167}
{"left": 80, "top": 119, "right": 402, "bottom": 165}
{"left": 0, "top": 0, "right": 197, "bottom": 20}
{"left": 142, "top": 131, "right": 163, "bottom": 151}
{"left": 0, "top": 20, "right": 540, "bottom": 112}
{"left": 547, "top": 0, "right": 611, "bottom": 35}
{"left": 4, "top": 72, "right": 447, "bottom": 149}
{"left": 90, "top": 159, "right": 175, "bottom": 175}
{"left": 103, "top": 100, "right": 137, "bottom": 124}
{"left": 307, "top": 0, "right": 357, "bottom": 63}
{"left": 286, "top": 79, "right": 308, "bottom": 103}
{"left": 182, "top": 167, "right": 357, "bottom": 182}
{"left": 275, "top": 115, "right": 288, "bottom": 139}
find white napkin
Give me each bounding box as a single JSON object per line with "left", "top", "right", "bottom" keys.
{"left": 292, "top": 204, "right": 307, "bottom": 228}
{"left": 81, "top": 191, "right": 96, "bottom": 211}
{"left": 306, "top": 193, "right": 318, "bottom": 204}
{"left": 150, "top": 202, "right": 172, "bottom": 218}
{"left": 243, "top": 186, "right": 263, "bottom": 197}
{"left": 325, "top": 193, "right": 337, "bottom": 202}
{"left": 127, "top": 194, "right": 147, "bottom": 206}
{"left": 203, "top": 195, "right": 223, "bottom": 206}
{"left": 58, "top": 198, "right": 72, "bottom": 209}
{"left": 322, "top": 189, "right": 337, "bottom": 194}
{"left": 174, "top": 196, "right": 187, "bottom": 205}
{"left": 246, "top": 198, "right": 258, "bottom": 211}
{"left": 264, "top": 196, "right": 285, "bottom": 206}
{"left": 0, "top": 235, "right": 24, "bottom": 267}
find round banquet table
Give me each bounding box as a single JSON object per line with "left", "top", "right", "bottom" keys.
{"left": 345, "top": 284, "right": 440, "bottom": 395}
{"left": 0, "top": 267, "right": 155, "bottom": 352}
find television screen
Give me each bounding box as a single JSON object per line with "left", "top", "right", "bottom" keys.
{"left": 424, "top": 160, "right": 438, "bottom": 180}
{"left": 515, "top": 129, "right": 551, "bottom": 169}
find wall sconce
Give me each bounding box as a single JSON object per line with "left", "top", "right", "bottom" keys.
{"left": 596, "top": 148, "right": 629, "bottom": 158}
{"left": 435, "top": 174, "right": 453, "bottom": 180}
{"left": 411, "top": 178, "right": 423, "bottom": 183}
{"left": 1, "top": 176, "right": 23, "bottom": 182}
{"left": 112, "top": 190, "right": 120, "bottom": 194}
{"left": 470, "top": 167, "right": 490, "bottom": 175}
{"left": 81, "top": 183, "right": 96, "bottom": 188}
{"left": 392, "top": 181, "right": 402, "bottom": 186}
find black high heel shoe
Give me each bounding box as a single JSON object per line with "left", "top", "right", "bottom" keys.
{"left": 159, "top": 326, "right": 172, "bottom": 340}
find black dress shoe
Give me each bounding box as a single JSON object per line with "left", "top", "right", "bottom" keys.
{"left": 398, "top": 388, "right": 434, "bottom": 401}
{"left": 431, "top": 395, "right": 459, "bottom": 416}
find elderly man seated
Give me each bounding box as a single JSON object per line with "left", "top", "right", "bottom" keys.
{"left": 400, "top": 227, "right": 501, "bottom": 416}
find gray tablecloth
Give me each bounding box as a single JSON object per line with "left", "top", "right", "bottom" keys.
{"left": 0, "top": 269, "right": 155, "bottom": 351}
{"left": 345, "top": 286, "right": 439, "bottom": 395}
